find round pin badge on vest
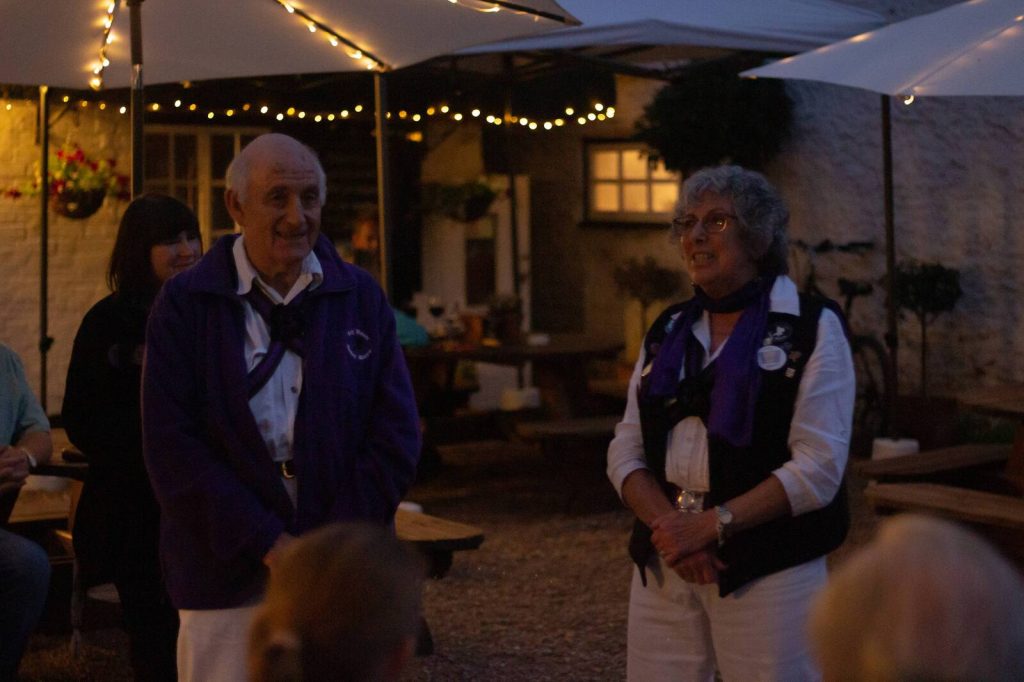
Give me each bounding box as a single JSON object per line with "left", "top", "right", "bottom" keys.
{"left": 756, "top": 345, "right": 787, "bottom": 371}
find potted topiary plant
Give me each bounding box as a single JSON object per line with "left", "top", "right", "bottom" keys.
{"left": 890, "top": 259, "right": 963, "bottom": 449}
{"left": 893, "top": 260, "right": 962, "bottom": 398}
{"left": 614, "top": 257, "right": 682, "bottom": 361}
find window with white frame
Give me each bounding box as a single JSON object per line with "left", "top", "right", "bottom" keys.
{"left": 586, "top": 141, "right": 679, "bottom": 223}
{"left": 144, "top": 125, "right": 267, "bottom": 245}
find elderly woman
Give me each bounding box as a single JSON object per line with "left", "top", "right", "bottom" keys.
{"left": 607, "top": 165, "right": 854, "bottom": 680}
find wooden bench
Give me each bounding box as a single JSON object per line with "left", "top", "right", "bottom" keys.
{"left": 515, "top": 415, "right": 620, "bottom": 510}
{"left": 395, "top": 507, "right": 484, "bottom": 579}
{"left": 865, "top": 482, "right": 1024, "bottom": 566}
{"left": 853, "top": 443, "right": 1012, "bottom": 485}
{"left": 515, "top": 414, "right": 620, "bottom": 452}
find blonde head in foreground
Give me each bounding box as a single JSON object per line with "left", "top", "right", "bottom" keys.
{"left": 809, "top": 514, "right": 1024, "bottom": 681}
{"left": 249, "top": 522, "right": 424, "bottom": 682}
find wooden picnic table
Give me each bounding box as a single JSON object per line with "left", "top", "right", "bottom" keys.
{"left": 13, "top": 430, "right": 485, "bottom": 578}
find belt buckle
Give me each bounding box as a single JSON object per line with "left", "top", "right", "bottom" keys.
{"left": 279, "top": 459, "right": 296, "bottom": 479}
{"left": 675, "top": 489, "right": 704, "bottom": 513}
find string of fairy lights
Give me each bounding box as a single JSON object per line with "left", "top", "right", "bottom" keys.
{"left": 88, "top": 0, "right": 563, "bottom": 90}
{"left": 67, "top": 1, "right": 601, "bottom": 131}
{"left": 0, "top": 94, "right": 616, "bottom": 133}
{"left": 88, "top": 2, "right": 119, "bottom": 91}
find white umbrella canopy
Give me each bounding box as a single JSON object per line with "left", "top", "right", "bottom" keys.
{"left": 0, "top": 0, "right": 579, "bottom": 88}
{"left": 740, "top": 0, "right": 1024, "bottom": 97}
{"left": 0, "top": 0, "right": 578, "bottom": 406}
{"left": 459, "top": 0, "right": 884, "bottom": 56}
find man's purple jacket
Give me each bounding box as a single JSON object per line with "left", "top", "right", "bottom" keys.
{"left": 142, "top": 234, "right": 420, "bottom": 610}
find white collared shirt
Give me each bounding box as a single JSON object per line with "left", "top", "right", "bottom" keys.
{"left": 232, "top": 236, "right": 322, "bottom": 466}
{"left": 606, "top": 276, "right": 855, "bottom": 516}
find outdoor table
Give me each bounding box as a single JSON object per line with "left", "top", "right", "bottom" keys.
{"left": 403, "top": 335, "right": 623, "bottom": 420}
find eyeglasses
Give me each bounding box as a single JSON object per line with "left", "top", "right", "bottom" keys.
{"left": 671, "top": 210, "right": 738, "bottom": 237}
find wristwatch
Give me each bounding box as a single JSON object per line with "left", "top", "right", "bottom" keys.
{"left": 715, "top": 505, "right": 734, "bottom": 547}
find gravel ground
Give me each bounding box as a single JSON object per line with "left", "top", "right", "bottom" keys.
{"left": 20, "top": 439, "right": 881, "bottom": 681}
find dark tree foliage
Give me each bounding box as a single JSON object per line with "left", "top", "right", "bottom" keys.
{"left": 634, "top": 56, "right": 793, "bottom": 175}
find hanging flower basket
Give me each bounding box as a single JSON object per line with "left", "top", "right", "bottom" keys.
{"left": 51, "top": 189, "right": 107, "bottom": 220}
{"left": 3, "top": 142, "right": 129, "bottom": 217}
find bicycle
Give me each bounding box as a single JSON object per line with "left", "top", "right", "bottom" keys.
{"left": 790, "top": 239, "right": 894, "bottom": 453}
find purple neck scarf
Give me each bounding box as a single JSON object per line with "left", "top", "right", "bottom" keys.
{"left": 647, "top": 276, "right": 772, "bottom": 448}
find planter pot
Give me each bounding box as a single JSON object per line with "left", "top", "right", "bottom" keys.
{"left": 51, "top": 189, "right": 106, "bottom": 219}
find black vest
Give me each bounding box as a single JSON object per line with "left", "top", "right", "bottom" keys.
{"left": 629, "top": 293, "right": 849, "bottom": 596}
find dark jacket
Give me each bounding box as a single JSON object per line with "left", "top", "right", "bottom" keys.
{"left": 62, "top": 293, "right": 161, "bottom": 585}
{"left": 142, "top": 234, "right": 421, "bottom": 609}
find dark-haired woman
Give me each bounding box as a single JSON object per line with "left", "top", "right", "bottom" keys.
{"left": 63, "top": 193, "right": 201, "bottom": 681}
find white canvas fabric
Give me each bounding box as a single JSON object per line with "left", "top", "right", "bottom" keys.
{"left": 460, "top": 0, "right": 884, "bottom": 56}
{"left": 742, "top": 0, "right": 1024, "bottom": 97}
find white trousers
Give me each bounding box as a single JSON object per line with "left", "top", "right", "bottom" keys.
{"left": 627, "top": 556, "right": 826, "bottom": 682}
{"left": 177, "top": 603, "right": 260, "bottom": 682}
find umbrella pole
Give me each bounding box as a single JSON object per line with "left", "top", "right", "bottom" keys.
{"left": 504, "top": 55, "right": 524, "bottom": 388}
{"left": 881, "top": 94, "right": 898, "bottom": 425}
{"left": 38, "top": 85, "right": 51, "bottom": 411}
{"left": 503, "top": 55, "right": 522, "bottom": 302}
{"left": 374, "top": 72, "right": 393, "bottom": 298}
{"left": 129, "top": 0, "right": 145, "bottom": 198}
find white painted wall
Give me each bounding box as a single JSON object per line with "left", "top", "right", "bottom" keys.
{"left": 0, "top": 100, "right": 129, "bottom": 412}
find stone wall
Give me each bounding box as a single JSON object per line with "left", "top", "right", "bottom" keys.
{"left": 0, "top": 100, "right": 129, "bottom": 412}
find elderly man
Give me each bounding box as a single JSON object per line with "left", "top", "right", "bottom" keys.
{"left": 142, "top": 133, "right": 420, "bottom": 681}
{"left": 0, "top": 343, "right": 53, "bottom": 680}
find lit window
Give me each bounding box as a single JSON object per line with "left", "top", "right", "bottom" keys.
{"left": 585, "top": 142, "right": 679, "bottom": 223}
{"left": 144, "top": 125, "right": 268, "bottom": 244}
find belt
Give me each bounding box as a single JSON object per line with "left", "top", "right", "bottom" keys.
{"left": 279, "top": 459, "right": 296, "bottom": 479}
{"left": 669, "top": 486, "right": 708, "bottom": 513}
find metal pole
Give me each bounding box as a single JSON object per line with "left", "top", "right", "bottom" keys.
{"left": 881, "top": 94, "right": 899, "bottom": 416}
{"left": 503, "top": 56, "right": 525, "bottom": 387}
{"left": 374, "top": 71, "right": 393, "bottom": 297}
{"left": 503, "top": 54, "right": 522, "bottom": 300}
{"left": 128, "top": 0, "right": 145, "bottom": 198}
{"left": 38, "top": 85, "right": 52, "bottom": 411}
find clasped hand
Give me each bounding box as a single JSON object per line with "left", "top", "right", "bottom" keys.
{"left": 0, "top": 444, "right": 32, "bottom": 494}
{"left": 650, "top": 509, "right": 726, "bottom": 585}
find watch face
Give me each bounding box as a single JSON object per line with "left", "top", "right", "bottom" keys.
{"left": 718, "top": 506, "right": 733, "bottom": 525}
